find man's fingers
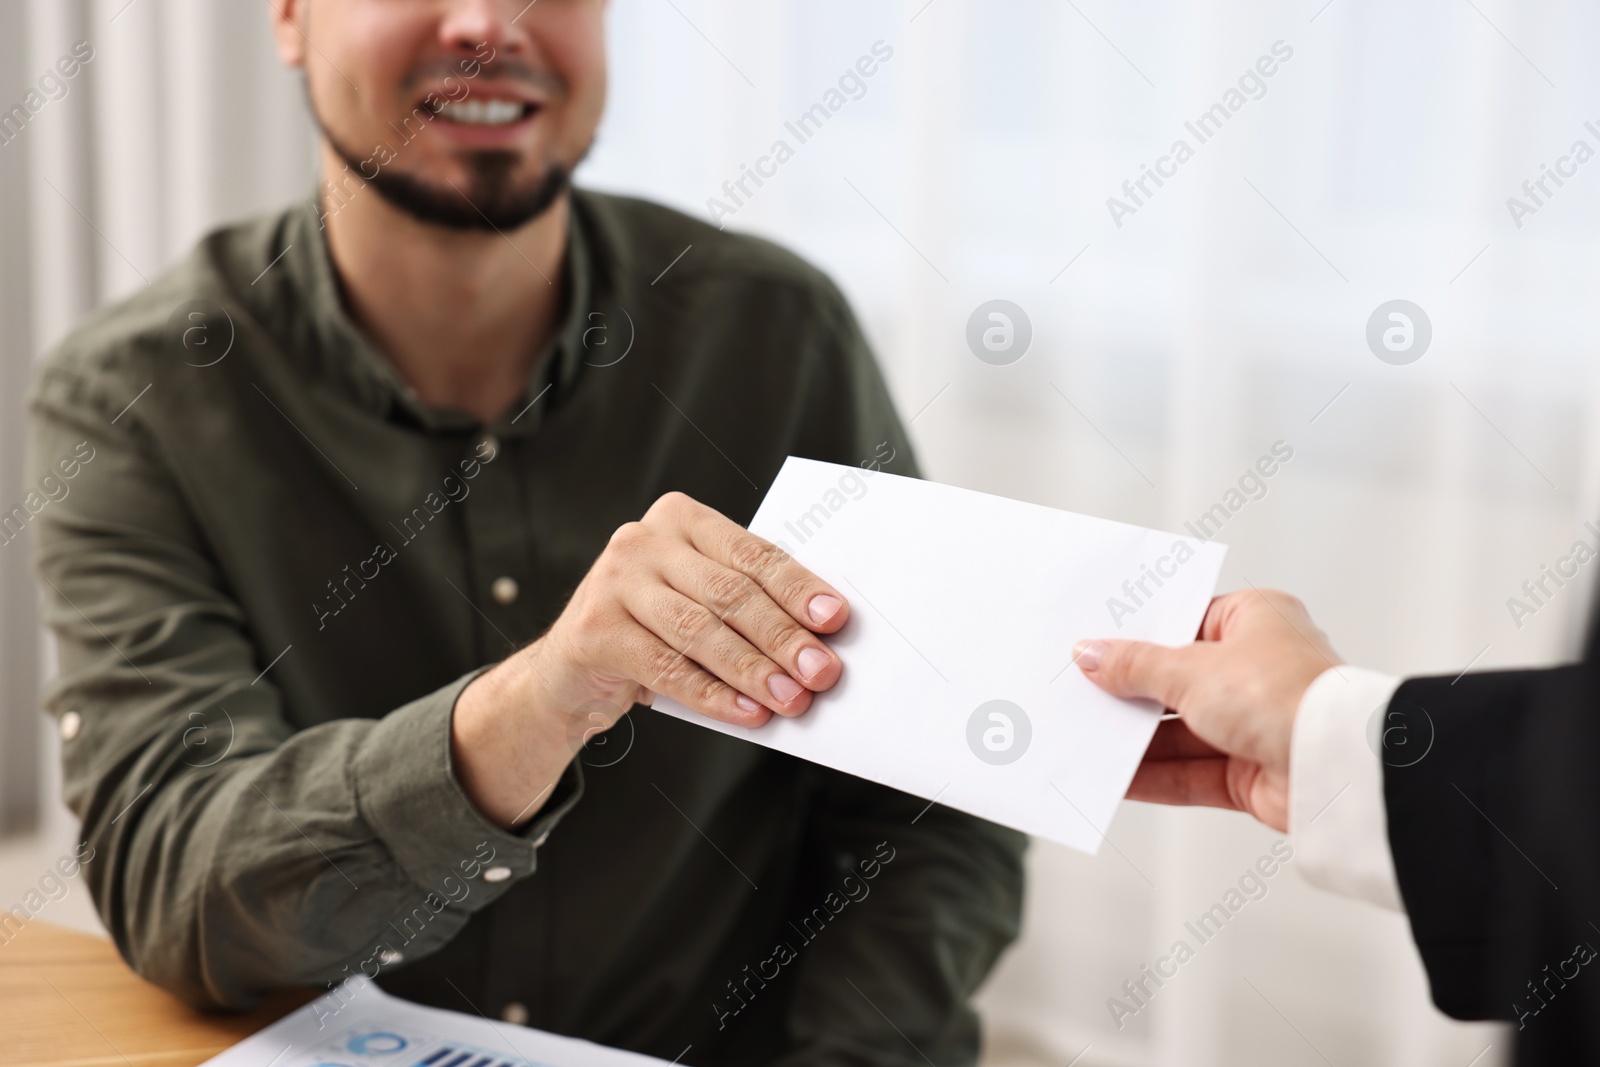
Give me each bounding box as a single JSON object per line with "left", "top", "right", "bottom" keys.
{"left": 1072, "top": 637, "right": 1199, "bottom": 710}
{"left": 624, "top": 581, "right": 815, "bottom": 718}
{"left": 655, "top": 539, "right": 842, "bottom": 699}
{"left": 618, "top": 619, "right": 775, "bottom": 728}
{"left": 646, "top": 492, "right": 849, "bottom": 633}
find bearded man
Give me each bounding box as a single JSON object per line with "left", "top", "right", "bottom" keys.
{"left": 27, "top": 2, "right": 1025, "bottom": 1064}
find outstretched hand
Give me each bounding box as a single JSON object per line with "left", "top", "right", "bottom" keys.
{"left": 1073, "top": 589, "right": 1342, "bottom": 832}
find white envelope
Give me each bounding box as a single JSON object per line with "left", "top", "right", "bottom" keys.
{"left": 653, "top": 457, "right": 1226, "bottom": 854}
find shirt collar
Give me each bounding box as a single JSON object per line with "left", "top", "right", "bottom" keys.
{"left": 283, "top": 193, "right": 594, "bottom": 437}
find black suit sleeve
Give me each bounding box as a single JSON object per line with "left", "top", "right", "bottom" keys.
{"left": 1383, "top": 664, "right": 1600, "bottom": 1063}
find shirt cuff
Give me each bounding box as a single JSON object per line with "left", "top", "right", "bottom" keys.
{"left": 352, "top": 669, "right": 584, "bottom": 902}
{"left": 1288, "top": 665, "right": 1404, "bottom": 911}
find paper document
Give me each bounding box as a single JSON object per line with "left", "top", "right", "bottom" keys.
{"left": 653, "top": 457, "right": 1227, "bottom": 854}
{"left": 199, "top": 976, "right": 671, "bottom": 1067}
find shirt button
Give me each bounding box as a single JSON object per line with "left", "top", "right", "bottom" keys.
{"left": 500, "top": 1001, "right": 529, "bottom": 1025}
{"left": 60, "top": 711, "right": 81, "bottom": 741}
{"left": 379, "top": 948, "right": 404, "bottom": 966}
{"left": 483, "top": 865, "right": 512, "bottom": 883}
{"left": 477, "top": 433, "right": 499, "bottom": 461}
{"left": 491, "top": 576, "right": 520, "bottom": 605}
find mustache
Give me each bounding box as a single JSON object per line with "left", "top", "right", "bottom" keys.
{"left": 401, "top": 56, "right": 565, "bottom": 96}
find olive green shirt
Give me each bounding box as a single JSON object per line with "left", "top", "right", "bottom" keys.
{"left": 27, "top": 190, "right": 1025, "bottom": 1066}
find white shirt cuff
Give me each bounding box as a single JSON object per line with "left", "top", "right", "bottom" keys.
{"left": 1288, "top": 665, "right": 1405, "bottom": 911}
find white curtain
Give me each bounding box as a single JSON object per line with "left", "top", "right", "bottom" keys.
{"left": 11, "top": 0, "right": 1600, "bottom": 1063}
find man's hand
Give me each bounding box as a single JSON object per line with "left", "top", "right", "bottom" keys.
{"left": 452, "top": 492, "right": 849, "bottom": 828}
{"left": 1073, "top": 589, "right": 1341, "bottom": 832}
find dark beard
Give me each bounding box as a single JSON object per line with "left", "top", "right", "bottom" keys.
{"left": 325, "top": 127, "right": 572, "bottom": 232}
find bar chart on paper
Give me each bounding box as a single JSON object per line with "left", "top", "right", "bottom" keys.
{"left": 414, "top": 1045, "right": 539, "bottom": 1067}
{"left": 297, "top": 1029, "right": 550, "bottom": 1067}
{"left": 295, "top": 1028, "right": 558, "bottom": 1067}
{"left": 198, "top": 980, "right": 673, "bottom": 1067}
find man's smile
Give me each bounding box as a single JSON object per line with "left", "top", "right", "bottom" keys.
{"left": 434, "top": 97, "right": 536, "bottom": 126}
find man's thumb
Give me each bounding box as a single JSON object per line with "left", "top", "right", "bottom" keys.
{"left": 1073, "top": 638, "right": 1191, "bottom": 709}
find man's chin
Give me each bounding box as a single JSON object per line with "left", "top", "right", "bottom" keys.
{"left": 364, "top": 159, "right": 572, "bottom": 232}
{"left": 327, "top": 131, "right": 572, "bottom": 232}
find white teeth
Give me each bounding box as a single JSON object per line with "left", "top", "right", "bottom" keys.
{"left": 438, "top": 99, "right": 526, "bottom": 126}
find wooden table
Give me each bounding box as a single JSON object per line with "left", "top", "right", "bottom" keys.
{"left": 0, "top": 921, "right": 317, "bottom": 1067}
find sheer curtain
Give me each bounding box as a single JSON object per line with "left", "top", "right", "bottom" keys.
{"left": 8, "top": 0, "right": 1600, "bottom": 1063}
